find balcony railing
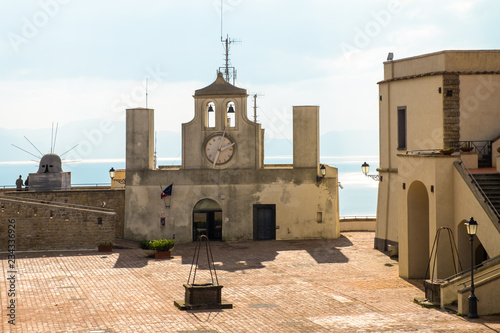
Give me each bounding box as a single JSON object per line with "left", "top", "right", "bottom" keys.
{"left": 452, "top": 140, "right": 492, "bottom": 167}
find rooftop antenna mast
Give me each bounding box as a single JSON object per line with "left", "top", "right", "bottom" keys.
{"left": 219, "top": 0, "right": 240, "bottom": 84}
{"left": 252, "top": 93, "right": 265, "bottom": 123}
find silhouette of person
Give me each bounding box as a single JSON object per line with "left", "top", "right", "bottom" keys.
{"left": 16, "top": 175, "right": 24, "bottom": 191}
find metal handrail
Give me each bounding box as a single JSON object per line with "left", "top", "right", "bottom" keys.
{"left": 458, "top": 156, "right": 500, "bottom": 220}
{"left": 452, "top": 140, "right": 491, "bottom": 159}
{"left": 405, "top": 149, "right": 442, "bottom": 155}
{"left": 457, "top": 265, "right": 500, "bottom": 288}
{"left": 340, "top": 216, "right": 376, "bottom": 220}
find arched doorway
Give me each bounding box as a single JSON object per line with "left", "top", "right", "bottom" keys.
{"left": 407, "top": 181, "right": 429, "bottom": 279}
{"left": 457, "top": 221, "right": 470, "bottom": 271}
{"left": 458, "top": 220, "right": 488, "bottom": 271}
{"left": 193, "top": 199, "right": 222, "bottom": 241}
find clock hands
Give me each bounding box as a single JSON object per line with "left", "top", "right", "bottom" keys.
{"left": 221, "top": 142, "right": 235, "bottom": 151}
{"left": 213, "top": 149, "right": 221, "bottom": 167}
{"left": 213, "top": 129, "right": 226, "bottom": 167}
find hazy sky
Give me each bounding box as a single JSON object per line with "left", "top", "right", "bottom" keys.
{"left": 1, "top": 0, "right": 499, "bottom": 141}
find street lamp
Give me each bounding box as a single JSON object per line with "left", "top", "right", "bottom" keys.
{"left": 317, "top": 164, "right": 326, "bottom": 182}
{"left": 465, "top": 217, "right": 479, "bottom": 319}
{"left": 109, "top": 167, "right": 115, "bottom": 180}
{"left": 361, "top": 162, "right": 379, "bottom": 181}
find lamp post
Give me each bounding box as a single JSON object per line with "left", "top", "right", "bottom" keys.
{"left": 361, "top": 162, "right": 379, "bottom": 181}
{"left": 109, "top": 167, "right": 115, "bottom": 181}
{"left": 465, "top": 217, "right": 479, "bottom": 319}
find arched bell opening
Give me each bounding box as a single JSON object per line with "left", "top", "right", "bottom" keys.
{"left": 226, "top": 101, "right": 236, "bottom": 128}
{"left": 206, "top": 102, "right": 216, "bottom": 128}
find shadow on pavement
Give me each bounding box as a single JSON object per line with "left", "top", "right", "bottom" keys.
{"left": 174, "top": 235, "right": 353, "bottom": 272}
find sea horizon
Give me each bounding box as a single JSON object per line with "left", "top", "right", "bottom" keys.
{"left": 0, "top": 155, "right": 378, "bottom": 217}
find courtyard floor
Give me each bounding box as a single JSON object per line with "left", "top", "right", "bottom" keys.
{"left": 1, "top": 232, "right": 500, "bottom": 332}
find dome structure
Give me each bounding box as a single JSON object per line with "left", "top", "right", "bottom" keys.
{"left": 37, "top": 154, "right": 63, "bottom": 173}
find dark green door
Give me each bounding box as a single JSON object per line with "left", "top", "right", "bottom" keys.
{"left": 253, "top": 204, "right": 276, "bottom": 240}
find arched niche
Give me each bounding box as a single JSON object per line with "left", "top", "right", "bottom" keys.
{"left": 407, "top": 181, "right": 429, "bottom": 279}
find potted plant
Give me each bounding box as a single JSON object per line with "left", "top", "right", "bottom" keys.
{"left": 140, "top": 239, "right": 175, "bottom": 259}
{"left": 140, "top": 240, "right": 156, "bottom": 257}
{"left": 98, "top": 242, "right": 113, "bottom": 252}
{"left": 460, "top": 143, "right": 474, "bottom": 152}
{"left": 439, "top": 147, "right": 455, "bottom": 155}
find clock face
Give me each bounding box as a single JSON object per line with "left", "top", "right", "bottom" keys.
{"left": 205, "top": 135, "right": 235, "bottom": 165}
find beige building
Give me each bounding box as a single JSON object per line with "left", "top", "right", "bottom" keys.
{"left": 377, "top": 50, "right": 500, "bottom": 315}
{"left": 124, "top": 73, "right": 339, "bottom": 243}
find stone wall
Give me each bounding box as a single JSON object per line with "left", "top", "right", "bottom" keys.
{"left": 0, "top": 197, "right": 115, "bottom": 251}
{"left": 442, "top": 74, "right": 460, "bottom": 148}
{"left": 125, "top": 166, "right": 339, "bottom": 242}
{"left": 4, "top": 188, "right": 125, "bottom": 238}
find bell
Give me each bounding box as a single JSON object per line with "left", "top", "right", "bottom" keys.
{"left": 227, "top": 105, "right": 235, "bottom": 113}
{"left": 208, "top": 105, "right": 214, "bottom": 112}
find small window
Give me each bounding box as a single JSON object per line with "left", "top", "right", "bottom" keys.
{"left": 206, "top": 102, "right": 215, "bottom": 128}
{"left": 316, "top": 212, "right": 323, "bottom": 223}
{"left": 397, "top": 106, "right": 407, "bottom": 150}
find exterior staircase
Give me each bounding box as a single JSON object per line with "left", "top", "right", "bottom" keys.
{"left": 439, "top": 255, "right": 500, "bottom": 315}
{"left": 433, "top": 165, "right": 500, "bottom": 315}
{"left": 478, "top": 154, "right": 492, "bottom": 168}
{"left": 471, "top": 173, "right": 500, "bottom": 220}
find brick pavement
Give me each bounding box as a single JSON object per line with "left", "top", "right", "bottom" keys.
{"left": 2, "top": 232, "right": 500, "bottom": 332}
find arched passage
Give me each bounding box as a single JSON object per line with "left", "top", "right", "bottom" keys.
{"left": 407, "top": 181, "right": 429, "bottom": 278}
{"left": 193, "top": 199, "right": 222, "bottom": 241}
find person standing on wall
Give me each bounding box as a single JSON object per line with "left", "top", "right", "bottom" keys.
{"left": 16, "top": 175, "right": 23, "bottom": 191}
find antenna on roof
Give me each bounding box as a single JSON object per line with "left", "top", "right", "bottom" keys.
{"left": 251, "top": 93, "right": 265, "bottom": 123}
{"left": 219, "top": 0, "right": 240, "bottom": 85}
{"left": 219, "top": 35, "right": 240, "bottom": 85}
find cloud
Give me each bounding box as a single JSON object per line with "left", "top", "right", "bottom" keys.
{"left": 0, "top": 77, "right": 202, "bottom": 131}
{"left": 447, "top": 0, "right": 484, "bottom": 17}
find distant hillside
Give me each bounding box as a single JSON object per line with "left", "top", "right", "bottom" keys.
{"left": 264, "top": 129, "right": 379, "bottom": 158}
{"left": 1, "top": 121, "right": 378, "bottom": 163}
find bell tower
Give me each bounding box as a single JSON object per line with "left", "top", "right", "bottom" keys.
{"left": 182, "top": 73, "right": 264, "bottom": 170}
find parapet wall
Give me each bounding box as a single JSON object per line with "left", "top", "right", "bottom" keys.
{"left": 3, "top": 188, "right": 125, "bottom": 238}
{"left": 0, "top": 196, "right": 115, "bottom": 251}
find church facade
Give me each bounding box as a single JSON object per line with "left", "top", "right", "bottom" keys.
{"left": 124, "top": 73, "right": 339, "bottom": 242}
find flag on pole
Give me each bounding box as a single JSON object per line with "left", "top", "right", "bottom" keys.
{"left": 161, "top": 184, "right": 172, "bottom": 198}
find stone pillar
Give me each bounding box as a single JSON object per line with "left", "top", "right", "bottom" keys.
{"left": 442, "top": 74, "right": 460, "bottom": 148}
{"left": 126, "top": 108, "right": 154, "bottom": 170}
{"left": 293, "top": 106, "right": 319, "bottom": 170}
